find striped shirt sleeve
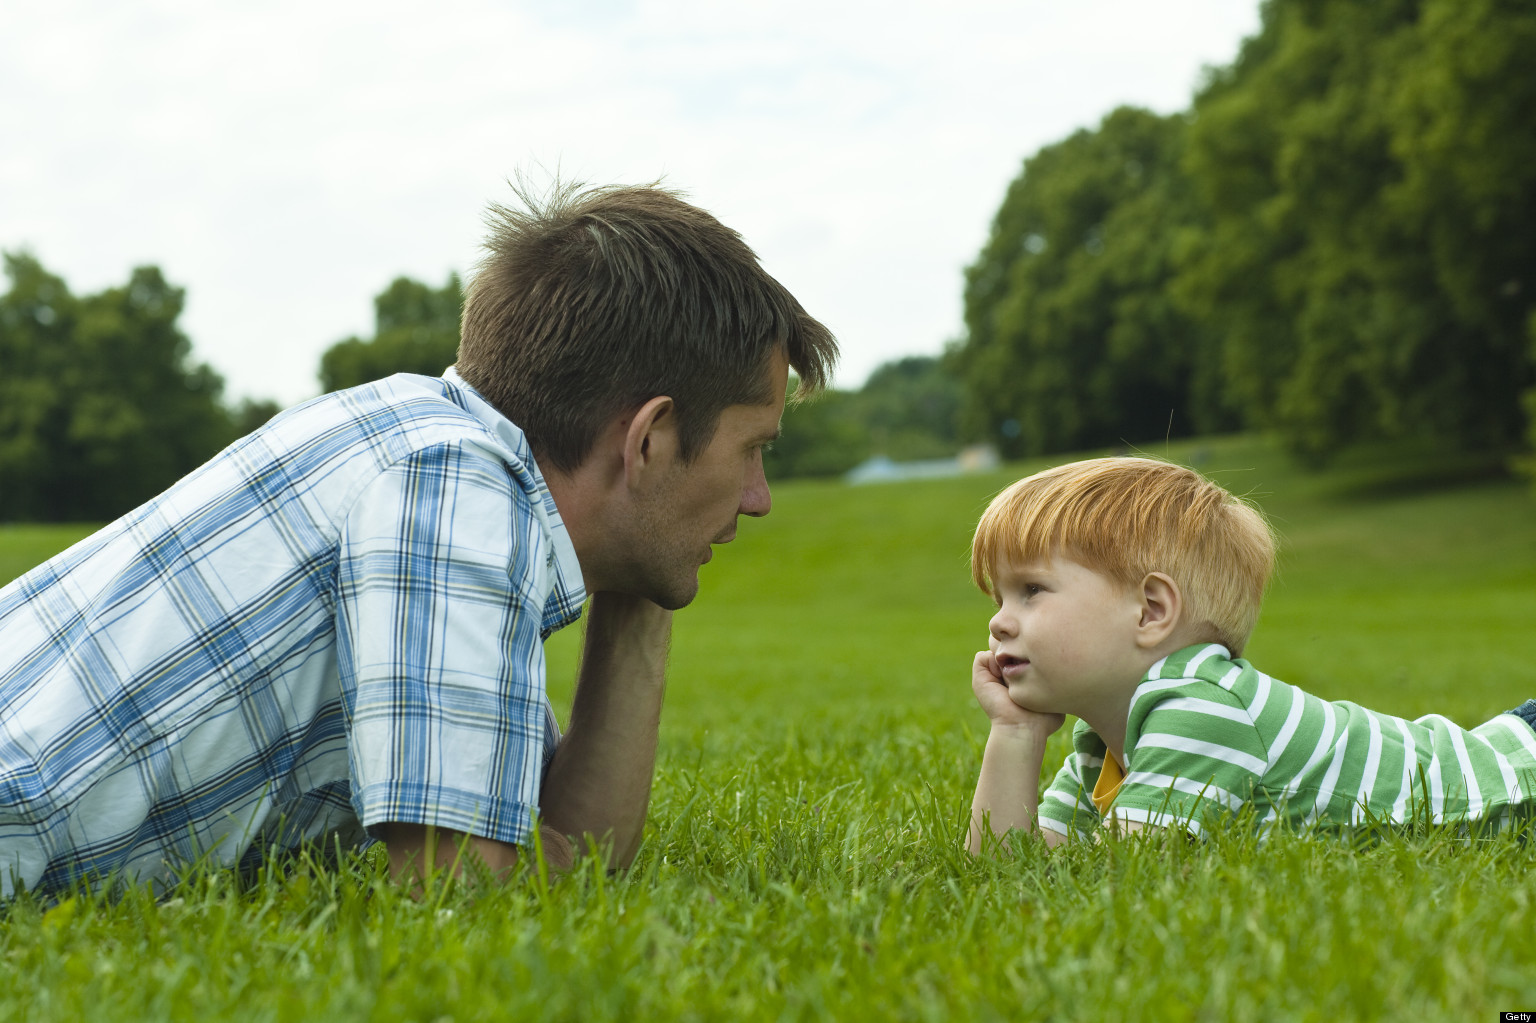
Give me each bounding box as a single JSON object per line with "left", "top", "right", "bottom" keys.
{"left": 1115, "top": 679, "right": 1269, "bottom": 834}
{"left": 336, "top": 441, "right": 555, "bottom": 846}
{"left": 1037, "top": 731, "right": 1101, "bottom": 839}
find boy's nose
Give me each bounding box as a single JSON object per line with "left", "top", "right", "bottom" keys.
{"left": 988, "top": 610, "right": 1015, "bottom": 640}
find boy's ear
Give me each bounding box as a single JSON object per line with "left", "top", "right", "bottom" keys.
{"left": 621, "top": 395, "right": 679, "bottom": 488}
{"left": 1136, "top": 572, "right": 1183, "bottom": 648}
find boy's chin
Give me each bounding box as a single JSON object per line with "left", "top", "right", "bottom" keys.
{"left": 1005, "top": 685, "right": 1056, "bottom": 716}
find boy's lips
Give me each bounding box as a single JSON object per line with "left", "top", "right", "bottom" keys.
{"left": 996, "top": 653, "right": 1029, "bottom": 679}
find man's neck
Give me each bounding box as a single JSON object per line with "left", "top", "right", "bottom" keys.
{"left": 541, "top": 459, "right": 612, "bottom": 595}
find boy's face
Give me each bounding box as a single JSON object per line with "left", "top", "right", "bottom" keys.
{"left": 987, "top": 556, "right": 1150, "bottom": 718}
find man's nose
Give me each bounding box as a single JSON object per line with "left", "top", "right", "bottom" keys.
{"left": 740, "top": 454, "right": 771, "bottom": 517}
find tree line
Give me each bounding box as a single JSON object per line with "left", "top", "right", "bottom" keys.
{"left": 6, "top": 0, "right": 1534, "bottom": 519}
{"left": 952, "top": 0, "right": 1536, "bottom": 465}
{"left": 0, "top": 254, "right": 278, "bottom": 522}
{"left": 314, "top": 275, "right": 966, "bottom": 482}
{"left": 1, "top": 253, "right": 962, "bottom": 521}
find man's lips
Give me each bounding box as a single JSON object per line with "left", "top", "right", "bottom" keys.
{"left": 703, "top": 533, "right": 735, "bottom": 565}
{"left": 996, "top": 653, "right": 1030, "bottom": 679}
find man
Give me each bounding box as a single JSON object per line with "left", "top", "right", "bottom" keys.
{"left": 0, "top": 182, "right": 838, "bottom": 895}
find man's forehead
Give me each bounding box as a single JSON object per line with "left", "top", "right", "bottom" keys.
{"left": 716, "top": 396, "right": 781, "bottom": 437}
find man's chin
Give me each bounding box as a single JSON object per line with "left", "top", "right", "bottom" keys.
{"left": 648, "top": 573, "right": 701, "bottom": 612}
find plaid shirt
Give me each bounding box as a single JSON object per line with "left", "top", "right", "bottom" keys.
{"left": 0, "top": 370, "right": 586, "bottom": 896}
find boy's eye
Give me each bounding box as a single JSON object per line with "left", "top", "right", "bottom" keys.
{"left": 1023, "top": 584, "right": 1042, "bottom": 598}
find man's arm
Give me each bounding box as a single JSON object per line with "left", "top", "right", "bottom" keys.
{"left": 382, "top": 592, "right": 669, "bottom": 882}
{"left": 538, "top": 591, "right": 671, "bottom": 867}
{"left": 380, "top": 821, "right": 572, "bottom": 880}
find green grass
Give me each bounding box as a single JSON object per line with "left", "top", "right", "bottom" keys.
{"left": 0, "top": 523, "right": 97, "bottom": 588}
{"left": 3, "top": 434, "right": 1535, "bottom": 1021}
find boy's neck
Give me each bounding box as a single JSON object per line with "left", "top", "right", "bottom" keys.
{"left": 1078, "top": 631, "right": 1217, "bottom": 766}
{"left": 1081, "top": 700, "right": 1133, "bottom": 767}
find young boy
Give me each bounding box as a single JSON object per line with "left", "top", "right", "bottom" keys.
{"left": 966, "top": 456, "right": 1536, "bottom": 851}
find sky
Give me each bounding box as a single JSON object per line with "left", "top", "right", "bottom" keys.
{"left": 2, "top": 0, "right": 1262, "bottom": 407}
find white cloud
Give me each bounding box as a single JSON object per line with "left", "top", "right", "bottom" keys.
{"left": 1, "top": 0, "right": 1260, "bottom": 404}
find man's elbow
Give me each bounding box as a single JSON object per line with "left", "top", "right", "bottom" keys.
{"left": 378, "top": 822, "right": 576, "bottom": 883}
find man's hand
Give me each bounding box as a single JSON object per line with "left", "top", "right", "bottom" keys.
{"left": 971, "top": 648, "right": 1065, "bottom": 737}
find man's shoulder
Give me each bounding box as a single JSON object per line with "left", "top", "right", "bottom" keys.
{"left": 274, "top": 373, "right": 528, "bottom": 467}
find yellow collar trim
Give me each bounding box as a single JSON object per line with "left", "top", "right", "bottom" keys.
{"left": 1092, "top": 752, "right": 1125, "bottom": 814}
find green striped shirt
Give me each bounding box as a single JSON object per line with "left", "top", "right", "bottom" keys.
{"left": 1038, "top": 643, "right": 1536, "bottom": 838}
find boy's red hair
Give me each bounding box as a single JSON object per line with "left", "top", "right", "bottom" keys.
{"left": 971, "top": 457, "right": 1276, "bottom": 655}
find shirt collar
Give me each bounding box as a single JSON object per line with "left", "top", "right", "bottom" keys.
{"left": 440, "top": 366, "right": 587, "bottom": 635}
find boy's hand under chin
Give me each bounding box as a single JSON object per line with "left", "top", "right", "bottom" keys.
{"left": 972, "top": 647, "right": 1066, "bottom": 737}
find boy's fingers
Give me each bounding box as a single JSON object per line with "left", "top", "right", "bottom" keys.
{"left": 972, "top": 650, "right": 1001, "bottom": 681}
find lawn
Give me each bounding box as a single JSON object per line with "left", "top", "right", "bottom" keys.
{"left": 2, "top": 434, "right": 1534, "bottom": 1021}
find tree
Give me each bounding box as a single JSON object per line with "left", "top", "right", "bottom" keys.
{"left": 859, "top": 356, "right": 963, "bottom": 461}
{"left": 0, "top": 254, "right": 243, "bottom": 521}
{"left": 762, "top": 386, "right": 871, "bottom": 481}
{"left": 318, "top": 274, "right": 463, "bottom": 392}
{"left": 952, "top": 107, "right": 1233, "bottom": 459}
{"left": 761, "top": 356, "right": 973, "bottom": 480}
{"left": 1176, "top": 0, "right": 1536, "bottom": 460}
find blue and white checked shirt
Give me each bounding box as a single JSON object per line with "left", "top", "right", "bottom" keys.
{"left": 0, "top": 370, "right": 586, "bottom": 896}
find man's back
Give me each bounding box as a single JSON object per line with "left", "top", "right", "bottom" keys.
{"left": 0, "top": 371, "right": 582, "bottom": 896}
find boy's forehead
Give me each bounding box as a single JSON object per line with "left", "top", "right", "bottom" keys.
{"left": 994, "top": 551, "right": 1128, "bottom": 588}
{"left": 995, "top": 552, "right": 1068, "bottom": 576}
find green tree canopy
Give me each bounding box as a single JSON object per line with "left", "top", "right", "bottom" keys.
{"left": 318, "top": 274, "right": 462, "bottom": 392}
{"left": 762, "top": 386, "right": 872, "bottom": 481}
{"left": 1176, "top": 0, "right": 1536, "bottom": 460}
{"left": 0, "top": 253, "right": 249, "bottom": 521}
{"left": 859, "top": 355, "right": 963, "bottom": 461}
{"left": 953, "top": 106, "right": 1233, "bottom": 459}
{"left": 954, "top": 0, "right": 1536, "bottom": 466}
{"left": 763, "top": 355, "right": 969, "bottom": 480}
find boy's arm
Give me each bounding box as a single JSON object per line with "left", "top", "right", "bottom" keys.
{"left": 967, "top": 650, "right": 1069, "bottom": 854}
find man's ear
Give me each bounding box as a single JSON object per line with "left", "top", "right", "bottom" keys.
{"left": 621, "top": 395, "right": 678, "bottom": 488}
{"left": 1136, "top": 572, "right": 1183, "bottom": 649}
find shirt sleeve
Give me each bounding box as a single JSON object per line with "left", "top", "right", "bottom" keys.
{"left": 1113, "top": 680, "right": 1268, "bottom": 834}
{"left": 1037, "top": 748, "right": 1099, "bottom": 839}
{"left": 334, "top": 441, "right": 558, "bottom": 846}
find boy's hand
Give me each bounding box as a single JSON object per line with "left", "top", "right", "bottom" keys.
{"left": 971, "top": 649, "right": 1065, "bottom": 737}
{"left": 967, "top": 647, "right": 1070, "bottom": 855}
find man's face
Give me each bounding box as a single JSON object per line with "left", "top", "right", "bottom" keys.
{"left": 630, "top": 348, "right": 788, "bottom": 609}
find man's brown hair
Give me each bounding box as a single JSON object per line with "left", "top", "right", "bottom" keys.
{"left": 456, "top": 180, "right": 839, "bottom": 473}
{"left": 971, "top": 457, "right": 1276, "bottom": 655}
